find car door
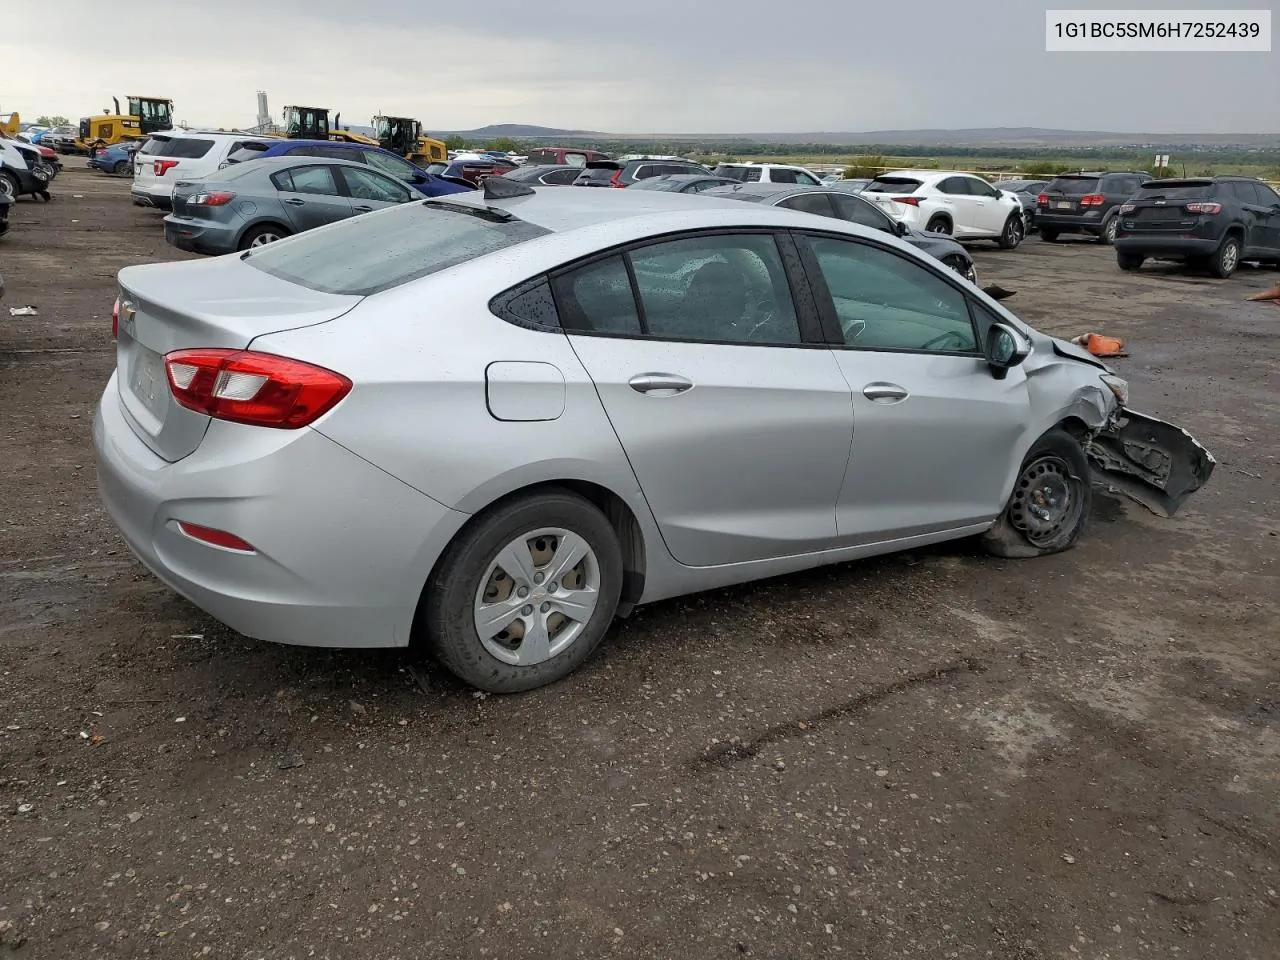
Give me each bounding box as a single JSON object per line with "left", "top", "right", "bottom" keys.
{"left": 1250, "top": 181, "right": 1280, "bottom": 253}
{"left": 829, "top": 193, "right": 899, "bottom": 237}
{"left": 338, "top": 165, "right": 413, "bottom": 214}
{"left": 793, "top": 231, "right": 1033, "bottom": 545}
{"left": 553, "top": 231, "right": 854, "bottom": 567}
{"left": 1230, "top": 181, "right": 1272, "bottom": 255}
{"left": 271, "top": 164, "right": 353, "bottom": 231}
{"left": 935, "top": 176, "right": 981, "bottom": 237}
{"left": 963, "top": 176, "right": 1009, "bottom": 235}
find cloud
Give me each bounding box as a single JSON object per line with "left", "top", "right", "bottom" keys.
{"left": 2, "top": 0, "right": 1274, "bottom": 134}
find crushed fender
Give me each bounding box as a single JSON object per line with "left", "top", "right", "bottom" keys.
{"left": 1072, "top": 332, "right": 1128, "bottom": 357}
{"left": 1087, "top": 408, "right": 1215, "bottom": 518}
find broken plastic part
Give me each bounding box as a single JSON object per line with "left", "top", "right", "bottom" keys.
{"left": 1087, "top": 408, "right": 1215, "bottom": 518}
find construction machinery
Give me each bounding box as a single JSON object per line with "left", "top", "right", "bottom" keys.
{"left": 372, "top": 115, "right": 447, "bottom": 164}
{"left": 282, "top": 106, "right": 378, "bottom": 145}
{"left": 74, "top": 96, "right": 173, "bottom": 152}
{"left": 1, "top": 113, "right": 19, "bottom": 138}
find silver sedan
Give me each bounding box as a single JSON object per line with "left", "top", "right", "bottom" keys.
{"left": 93, "top": 179, "right": 1214, "bottom": 692}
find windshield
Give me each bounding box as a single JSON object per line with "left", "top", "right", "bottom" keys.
{"left": 245, "top": 202, "right": 551, "bottom": 296}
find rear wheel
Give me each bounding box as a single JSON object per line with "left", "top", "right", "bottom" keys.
{"left": 981, "top": 429, "right": 1091, "bottom": 559}
{"left": 237, "top": 224, "right": 291, "bottom": 251}
{"left": 1116, "top": 251, "right": 1144, "bottom": 271}
{"left": 0, "top": 171, "right": 18, "bottom": 201}
{"left": 1039, "top": 228, "right": 1060, "bottom": 242}
{"left": 1209, "top": 235, "right": 1241, "bottom": 279}
{"left": 423, "top": 490, "right": 624, "bottom": 693}
{"left": 1100, "top": 214, "right": 1119, "bottom": 245}
{"left": 925, "top": 215, "right": 951, "bottom": 235}
{"left": 941, "top": 254, "right": 976, "bottom": 283}
{"left": 997, "top": 214, "right": 1024, "bottom": 250}
{"left": 112, "top": 160, "right": 129, "bottom": 175}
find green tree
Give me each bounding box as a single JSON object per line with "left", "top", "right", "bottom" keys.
{"left": 444, "top": 135, "right": 469, "bottom": 151}
{"left": 484, "top": 137, "right": 521, "bottom": 153}
{"left": 36, "top": 115, "right": 70, "bottom": 127}
{"left": 843, "top": 154, "right": 887, "bottom": 179}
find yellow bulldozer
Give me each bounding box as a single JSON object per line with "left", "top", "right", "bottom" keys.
{"left": 74, "top": 96, "right": 174, "bottom": 152}
{"left": 282, "top": 106, "right": 379, "bottom": 145}
{"left": 372, "top": 115, "right": 447, "bottom": 164}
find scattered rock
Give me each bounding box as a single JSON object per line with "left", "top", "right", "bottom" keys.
{"left": 1062, "top": 853, "right": 1076, "bottom": 864}
{"left": 277, "top": 752, "right": 305, "bottom": 771}
{"left": 127, "top": 812, "right": 142, "bottom": 823}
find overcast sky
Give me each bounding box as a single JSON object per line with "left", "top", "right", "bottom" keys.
{"left": 3, "top": 1, "right": 1277, "bottom": 134}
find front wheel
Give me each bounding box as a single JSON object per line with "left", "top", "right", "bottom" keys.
{"left": 997, "top": 214, "right": 1024, "bottom": 250}
{"left": 422, "top": 490, "right": 624, "bottom": 693}
{"left": 1039, "top": 228, "right": 1059, "bottom": 242}
{"left": 981, "top": 429, "right": 1092, "bottom": 559}
{"left": 925, "top": 216, "right": 951, "bottom": 235}
{"left": 941, "top": 254, "right": 977, "bottom": 284}
{"left": 0, "top": 171, "right": 18, "bottom": 201}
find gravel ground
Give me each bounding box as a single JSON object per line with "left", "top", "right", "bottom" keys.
{"left": 2, "top": 164, "right": 1278, "bottom": 959}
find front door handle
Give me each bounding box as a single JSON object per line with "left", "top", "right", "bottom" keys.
{"left": 353, "top": 204, "right": 373, "bottom": 212}
{"left": 284, "top": 198, "right": 305, "bottom": 206}
{"left": 862, "top": 382, "right": 909, "bottom": 403}
{"left": 629, "top": 373, "right": 693, "bottom": 395}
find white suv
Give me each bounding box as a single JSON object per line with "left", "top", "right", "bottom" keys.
{"left": 713, "top": 162, "right": 824, "bottom": 186}
{"left": 861, "top": 170, "right": 1025, "bottom": 248}
{"left": 131, "top": 130, "right": 275, "bottom": 209}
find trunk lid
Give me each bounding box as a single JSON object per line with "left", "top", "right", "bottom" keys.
{"left": 114, "top": 256, "right": 362, "bottom": 462}
{"left": 1040, "top": 176, "right": 1102, "bottom": 213}
{"left": 1122, "top": 181, "right": 1217, "bottom": 232}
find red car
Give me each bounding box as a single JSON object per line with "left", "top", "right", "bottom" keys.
{"left": 425, "top": 157, "right": 517, "bottom": 187}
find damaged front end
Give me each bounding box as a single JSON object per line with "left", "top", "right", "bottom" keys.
{"left": 1087, "top": 408, "right": 1215, "bottom": 518}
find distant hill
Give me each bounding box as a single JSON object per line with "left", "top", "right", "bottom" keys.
{"left": 434, "top": 124, "right": 1280, "bottom": 149}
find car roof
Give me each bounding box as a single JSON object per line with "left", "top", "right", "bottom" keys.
{"left": 267, "top": 138, "right": 367, "bottom": 150}
{"left": 428, "top": 183, "right": 861, "bottom": 235}
{"left": 700, "top": 182, "right": 830, "bottom": 200}
{"left": 645, "top": 173, "right": 726, "bottom": 182}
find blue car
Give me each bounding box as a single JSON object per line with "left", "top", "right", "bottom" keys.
{"left": 224, "top": 139, "right": 470, "bottom": 198}
{"left": 88, "top": 142, "right": 139, "bottom": 175}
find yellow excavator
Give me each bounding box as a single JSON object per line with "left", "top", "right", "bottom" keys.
{"left": 74, "top": 96, "right": 173, "bottom": 152}
{"left": 1, "top": 112, "right": 19, "bottom": 138}
{"left": 372, "top": 115, "right": 447, "bottom": 164}
{"left": 282, "top": 106, "right": 379, "bottom": 145}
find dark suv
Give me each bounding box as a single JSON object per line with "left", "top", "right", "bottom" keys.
{"left": 1036, "top": 171, "right": 1150, "bottom": 244}
{"left": 1114, "top": 177, "right": 1280, "bottom": 278}
{"left": 573, "top": 157, "right": 710, "bottom": 188}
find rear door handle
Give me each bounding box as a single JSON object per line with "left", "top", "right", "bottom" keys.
{"left": 284, "top": 198, "right": 305, "bottom": 206}
{"left": 862, "top": 382, "right": 909, "bottom": 403}
{"left": 353, "top": 204, "right": 373, "bottom": 212}
{"left": 629, "top": 373, "right": 693, "bottom": 395}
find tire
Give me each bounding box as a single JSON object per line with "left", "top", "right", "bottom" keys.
{"left": 0, "top": 171, "right": 18, "bottom": 201}
{"left": 1116, "top": 251, "right": 1144, "bottom": 271}
{"left": 1099, "top": 214, "right": 1119, "bottom": 245}
{"left": 1208, "top": 234, "right": 1241, "bottom": 279}
{"left": 236, "top": 223, "right": 291, "bottom": 251}
{"left": 925, "top": 216, "right": 951, "bottom": 235}
{"left": 112, "top": 160, "right": 129, "bottom": 175}
{"left": 1039, "top": 228, "right": 1060, "bottom": 242}
{"left": 422, "top": 489, "right": 624, "bottom": 693}
{"left": 980, "top": 429, "right": 1092, "bottom": 559}
{"left": 997, "top": 214, "right": 1024, "bottom": 250}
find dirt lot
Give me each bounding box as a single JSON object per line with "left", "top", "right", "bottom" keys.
{"left": 2, "top": 164, "right": 1278, "bottom": 960}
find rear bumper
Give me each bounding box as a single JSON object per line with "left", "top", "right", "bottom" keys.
{"left": 93, "top": 373, "right": 471, "bottom": 649}
{"left": 163, "top": 216, "right": 238, "bottom": 255}
{"left": 1114, "top": 235, "right": 1219, "bottom": 257}
{"left": 131, "top": 182, "right": 173, "bottom": 209}
{"left": 1035, "top": 211, "right": 1108, "bottom": 233}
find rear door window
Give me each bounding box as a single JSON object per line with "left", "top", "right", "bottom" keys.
{"left": 831, "top": 193, "right": 895, "bottom": 230}
{"left": 552, "top": 256, "right": 642, "bottom": 335}
{"left": 159, "top": 138, "right": 215, "bottom": 159}
{"left": 281, "top": 165, "right": 341, "bottom": 196}
{"left": 777, "top": 193, "right": 835, "bottom": 217}
{"left": 770, "top": 168, "right": 799, "bottom": 184}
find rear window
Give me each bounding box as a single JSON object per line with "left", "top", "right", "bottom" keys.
{"left": 1136, "top": 181, "right": 1218, "bottom": 201}
{"left": 155, "top": 137, "right": 215, "bottom": 159}
{"left": 226, "top": 146, "right": 270, "bottom": 165}
{"left": 714, "top": 165, "right": 751, "bottom": 181}
{"left": 244, "top": 202, "right": 551, "bottom": 296}
{"left": 138, "top": 137, "right": 165, "bottom": 156}
{"left": 576, "top": 167, "right": 617, "bottom": 183}
{"left": 1046, "top": 176, "right": 1101, "bottom": 195}
{"left": 863, "top": 177, "right": 924, "bottom": 194}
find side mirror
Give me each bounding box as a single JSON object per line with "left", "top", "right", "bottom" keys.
{"left": 894, "top": 220, "right": 909, "bottom": 236}
{"left": 410, "top": 173, "right": 427, "bottom": 184}
{"left": 985, "top": 322, "right": 1030, "bottom": 380}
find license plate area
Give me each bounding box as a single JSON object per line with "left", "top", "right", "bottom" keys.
{"left": 128, "top": 344, "right": 169, "bottom": 421}
{"left": 1054, "top": 201, "right": 1073, "bottom": 210}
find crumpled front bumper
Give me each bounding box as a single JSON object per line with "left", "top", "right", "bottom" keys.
{"left": 1087, "top": 408, "right": 1215, "bottom": 518}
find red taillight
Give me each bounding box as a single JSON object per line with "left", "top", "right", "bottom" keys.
{"left": 154, "top": 159, "right": 179, "bottom": 176}
{"left": 1184, "top": 201, "right": 1221, "bottom": 214}
{"left": 111, "top": 298, "right": 120, "bottom": 340}
{"left": 163, "top": 349, "right": 352, "bottom": 429}
{"left": 611, "top": 170, "right": 625, "bottom": 188}
{"left": 892, "top": 196, "right": 921, "bottom": 206}
{"left": 1079, "top": 194, "right": 1105, "bottom": 206}
{"left": 188, "top": 191, "right": 235, "bottom": 207}
{"left": 1119, "top": 202, "right": 1135, "bottom": 215}
{"left": 1036, "top": 193, "right": 1048, "bottom": 205}
{"left": 177, "top": 521, "right": 256, "bottom": 553}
